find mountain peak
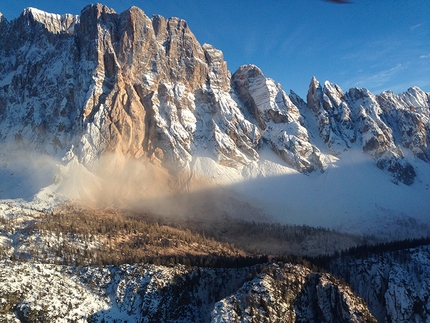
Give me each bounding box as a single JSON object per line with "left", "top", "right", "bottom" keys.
{"left": 19, "top": 6, "right": 79, "bottom": 34}
{"left": 0, "top": 12, "right": 8, "bottom": 30}
{"left": 81, "top": 3, "right": 116, "bottom": 15}
{"left": 310, "top": 75, "right": 319, "bottom": 83}
{"left": 0, "top": 3, "right": 429, "bottom": 187}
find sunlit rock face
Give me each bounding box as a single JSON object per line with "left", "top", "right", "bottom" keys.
{"left": 0, "top": 4, "right": 429, "bottom": 185}
{"left": 0, "top": 4, "right": 262, "bottom": 172}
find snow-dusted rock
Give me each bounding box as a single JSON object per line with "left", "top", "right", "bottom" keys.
{"left": 233, "top": 65, "right": 326, "bottom": 172}
{"left": 329, "top": 244, "right": 430, "bottom": 323}
{"left": 0, "top": 4, "right": 429, "bottom": 186}
{"left": 0, "top": 260, "right": 377, "bottom": 323}
{"left": 304, "top": 76, "right": 418, "bottom": 185}
{"left": 0, "top": 4, "right": 263, "bottom": 172}
{"left": 211, "top": 263, "right": 376, "bottom": 323}
{"left": 378, "top": 87, "right": 430, "bottom": 162}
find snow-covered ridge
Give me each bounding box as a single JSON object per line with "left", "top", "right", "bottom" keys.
{"left": 21, "top": 7, "right": 79, "bottom": 34}
{"left": 329, "top": 244, "right": 430, "bottom": 322}
{"left": 0, "top": 260, "right": 377, "bottom": 323}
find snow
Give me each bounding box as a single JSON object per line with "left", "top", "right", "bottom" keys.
{"left": 23, "top": 7, "right": 79, "bottom": 34}
{"left": 0, "top": 262, "right": 110, "bottom": 322}
{"left": 228, "top": 148, "right": 430, "bottom": 237}
{"left": 330, "top": 244, "right": 430, "bottom": 322}
{"left": 0, "top": 138, "right": 428, "bottom": 240}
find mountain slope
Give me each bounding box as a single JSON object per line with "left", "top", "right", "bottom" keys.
{"left": 0, "top": 261, "right": 377, "bottom": 323}
{"left": 327, "top": 243, "right": 430, "bottom": 322}
{"left": 0, "top": 4, "right": 429, "bottom": 237}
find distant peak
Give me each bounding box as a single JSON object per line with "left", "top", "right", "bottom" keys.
{"left": 24, "top": 7, "right": 47, "bottom": 15}
{"left": 236, "top": 64, "right": 263, "bottom": 76}
{"left": 0, "top": 12, "right": 7, "bottom": 28}
{"left": 21, "top": 7, "right": 59, "bottom": 19}
{"left": 81, "top": 3, "right": 116, "bottom": 16}
{"left": 407, "top": 86, "right": 423, "bottom": 94}
{"left": 127, "top": 5, "right": 144, "bottom": 14}
{"left": 20, "top": 6, "right": 79, "bottom": 34}
{"left": 308, "top": 76, "right": 321, "bottom": 90}
{"left": 309, "top": 76, "right": 320, "bottom": 85}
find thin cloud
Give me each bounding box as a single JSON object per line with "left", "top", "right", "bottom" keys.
{"left": 353, "top": 64, "right": 406, "bottom": 88}
{"left": 410, "top": 23, "right": 424, "bottom": 31}
{"left": 341, "top": 39, "right": 405, "bottom": 63}
{"left": 420, "top": 53, "right": 430, "bottom": 59}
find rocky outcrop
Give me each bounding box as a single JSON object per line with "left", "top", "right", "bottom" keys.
{"left": 305, "top": 77, "right": 357, "bottom": 154}
{"left": 346, "top": 87, "right": 416, "bottom": 185}
{"left": 378, "top": 87, "right": 430, "bottom": 162}
{"left": 211, "top": 263, "right": 377, "bottom": 323}
{"left": 305, "top": 77, "right": 418, "bottom": 185}
{"left": 0, "top": 261, "right": 377, "bottom": 323}
{"left": 0, "top": 12, "right": 9, "bottom": 37}
{"left": 329, "top": 244, "right": 430, "bottom": 323}
{"left": 233, "top": 65, "right": 326, "bottom": 173}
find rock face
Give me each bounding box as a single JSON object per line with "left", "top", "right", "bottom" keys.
{"left": 0, "top": 4, "right": 429, "bottom": 185}
{"left": 0, "top": 261, "right": 376, "bottom": 323}
{"left": 305, "top": 77, "right": 420, "bottom": 185}
{"left": 232, "top": 65, "right": 326, "bottom": 173}
{"left": 378, "top": 87, "right": 430, "bottom": 162}
{"left": 329, "top": 245, "right": 430, "bottom": 323}
{"left": 211, "top": 263, "right": 376, "bottom": 323}
{"left": 0, "top": 4, "right": 261, "bottom": 171}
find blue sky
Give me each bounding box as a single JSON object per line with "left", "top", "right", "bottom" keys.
{"left": 2, "top": 0, "right": 429, "bottom": 98}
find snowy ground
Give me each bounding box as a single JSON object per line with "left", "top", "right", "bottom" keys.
{"left": 238, "top": 149, "right": 430, "bottom": 238}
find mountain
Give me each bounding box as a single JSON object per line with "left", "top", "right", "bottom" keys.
{"left": 1, "top": 4, "right": 430, "bottom": 238}
{"left": 1, "top": 5, "right": 430, "bottom": 322}
{"left": 0, "top": 4, "right": 428, "bottom": 175}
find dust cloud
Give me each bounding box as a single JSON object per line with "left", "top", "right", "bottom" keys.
{"left": 0, "top": 149, "right": 269, "bottom": 223}
{"left": 88, "top": 154, "right": 271, "bottom": 223}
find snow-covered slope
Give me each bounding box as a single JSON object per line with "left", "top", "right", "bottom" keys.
{"left": 0, "top": 261, "right": 376, "bottom": 323}
{"left": 328, "top": 243, "right": 430, "bottom": 323}
{"left": 211, "top": 263, "right": 376, "bottom": 323}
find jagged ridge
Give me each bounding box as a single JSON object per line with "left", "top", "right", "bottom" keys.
{"left": 0, "top": 4, "right": 429, "bottom": 186}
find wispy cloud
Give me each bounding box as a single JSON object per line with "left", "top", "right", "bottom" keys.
{"left": 410, "top": 23, "right": 423, "bottom": 31}
{"left": 340, "top": 39, "right": 408, "bottom": 63}
{"left": 420, "top": 53, "right": 430, "bottom": 59}
{"left": 352, "top": 63, "right": 406, "bottom": 89}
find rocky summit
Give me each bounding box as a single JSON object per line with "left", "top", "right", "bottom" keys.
{"left": 0, "top": 4, "right": 428, "bottom": 185}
